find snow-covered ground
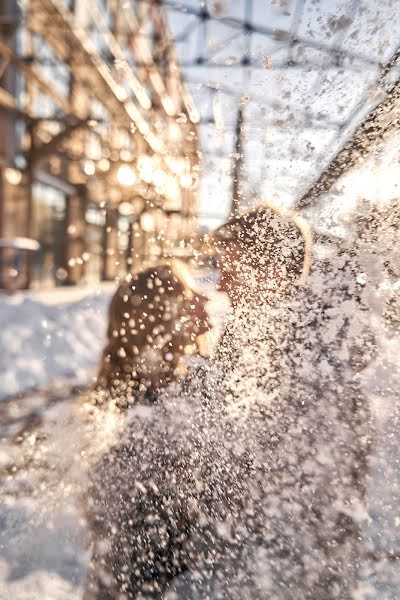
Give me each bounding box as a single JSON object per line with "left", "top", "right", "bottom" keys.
{"left": 0, "top": 273, "right": 224, "bottom": 402}
{"left": 0, "top": 391, "right": 98, "bottom": 600}
{"left": 1, "top": 379, "right": 400, "bottom": 599}
{"left": 0, "top": 285, "right": 114, "bottom": 401}
{"left": 0, "top": 279, "right": 399, "bottom": 599}
{"left": 0, "top": 277, "right": 228, "bottom": 600}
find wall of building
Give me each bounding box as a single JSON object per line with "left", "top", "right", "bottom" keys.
{"left": 0, "top": 0, "right": 200, "bottom": 290}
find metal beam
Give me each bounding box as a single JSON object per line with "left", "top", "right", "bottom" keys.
{"left": 29, "top": 118, "right": 92, "bottom": 167}
{"left": 0, "top": 39, "right": 70, "bottom": 112}
{"left": 147, "top": 58, "right": 368, "bottom": 71}
{"left": 231, "top": 105, "right": 244, "bottom": 217}
{"left": 28, "top": 0, "right": 168, "bottom": 155}
{"left": 296, "top": 47, "right": 400, "bottom": 209}
{"left": 146, "top": 0, "right": 380, "bottom": 67}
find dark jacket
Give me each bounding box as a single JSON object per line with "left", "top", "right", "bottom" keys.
{"left": 83, "top": 263, "right": 374, "bottom": 599}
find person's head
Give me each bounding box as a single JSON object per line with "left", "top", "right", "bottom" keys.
{"left": 97, "top": 260, "right": 210, "bottom": 397}
{"left": 213, "top": 203, "right": 312, "bottom": 306}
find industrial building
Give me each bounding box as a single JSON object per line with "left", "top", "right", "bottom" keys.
{"left": 0, "top": 0, "right": 200, "bottom": 289}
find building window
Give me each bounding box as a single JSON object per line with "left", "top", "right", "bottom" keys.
{"left": 84, "top": 204, "right": 105, "bottom": 284}
{"left": 32, "top": 34, "right": 71, "bottom": 99}
{"left": 31, "top": 182, "right": 66, "bottom": 288}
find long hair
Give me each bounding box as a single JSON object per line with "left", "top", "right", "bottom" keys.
{"left": 97, "top": 260, "right": 207, "bottom": 400}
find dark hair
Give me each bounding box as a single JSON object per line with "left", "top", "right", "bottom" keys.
{"left": 97, "top": 260, "right": 204, "bottom": 397}
{"left": 213, "top": 203, "right": 312, "bottom": 281}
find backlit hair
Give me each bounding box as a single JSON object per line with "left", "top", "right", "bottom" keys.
{"left": 97, "top": 259, "right": 203, "bottom": 398}
{"left": 213, "top": 202, "right": 312, "bottom": 281}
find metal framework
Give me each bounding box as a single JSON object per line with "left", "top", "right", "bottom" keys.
{"left": 150, "top": 0, "right": 400, "bottom": 217}
{"left": 297, "top": 46, "right": 400, "bottom": 208}
{"left": 0, "top": 0, "right": 201, "bottom": 289}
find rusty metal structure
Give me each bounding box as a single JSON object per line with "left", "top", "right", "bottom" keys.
{"left": 0, "top": 0, "right": 200, "bottom": 289}
{"left": 297, "top": 45, "right": 400, "bottom": 210}
{"left": 156, "top": 0, "right": 399, "bottom": 224}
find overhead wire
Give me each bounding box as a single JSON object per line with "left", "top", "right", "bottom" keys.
{"left": 145, "top": 0, "right": 381, "bottom": 67}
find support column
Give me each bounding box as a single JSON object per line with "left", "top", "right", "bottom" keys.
{"left": 102, "top": 207, "right": 119, "bottom": 280}
{"left": 64, "top": 190, "right": 86, "bottom": 285}
{"left": 231, "top": 104, "right": 244, "bottom": 217}
{"left": 0, "top": 169, "right": 32, "bottom": 289}
{"left": 127, "top": 218, "right": 145, "bottom": 272}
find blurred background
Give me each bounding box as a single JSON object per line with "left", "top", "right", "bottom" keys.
{"left": 0, "top": 0, "right": 399, "bottom": 292}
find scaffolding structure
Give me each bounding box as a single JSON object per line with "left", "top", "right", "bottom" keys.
{"left": 0, "top": 0, "right": 200, "bottom": 290}
{"left": 154, "top": 0, "right": 399, "bottom": 221}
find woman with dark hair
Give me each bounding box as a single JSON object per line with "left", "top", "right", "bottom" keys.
{"left": 92, "top": 259, "right": 210, "bottom": 408}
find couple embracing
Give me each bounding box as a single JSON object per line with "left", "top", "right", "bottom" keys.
{"left": 83, "top": 203, "right": 373, "bottom": 600}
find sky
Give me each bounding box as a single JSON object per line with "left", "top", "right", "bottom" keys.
{"left": 163, "top": 0, "right": 400, "bottom": 228}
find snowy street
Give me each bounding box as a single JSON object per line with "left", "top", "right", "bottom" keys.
{"left": 0, "top": 280, "right": 227, "bottom": 599}
{"left": 0, "top": 285, "right": 399, "bottom": 600}
{"left": 0, "top": 285, "right": 115, "bottom": 401}
{"left": 0, "top": 285, "right": 124, "bottom": 599}
{"left": 1, "top": 379, "right": 400, "bottom": 599}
